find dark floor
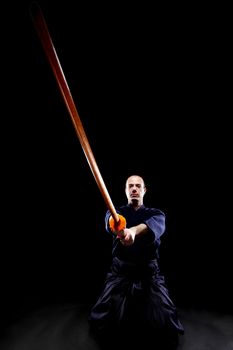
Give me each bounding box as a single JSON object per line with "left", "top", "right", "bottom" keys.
{"left": 0, "top": 303, "right": 232, "bottom": 350}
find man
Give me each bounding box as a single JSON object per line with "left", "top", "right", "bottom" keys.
{"left": 88, "top": 175, "right": 184, "bottom": 349}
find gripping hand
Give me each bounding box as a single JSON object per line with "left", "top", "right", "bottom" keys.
{"left": 109, "top": 214, "right": 126, "bottom": 238}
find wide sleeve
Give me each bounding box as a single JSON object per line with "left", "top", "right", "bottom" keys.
{"left": 105, "top": 209, "right": 118, "bottom": 235}
{"left": 143, "top": 208, "right": 166, "bottom": 240}
{"left": 105, "top": 210, "right": 111, "bottom": 232}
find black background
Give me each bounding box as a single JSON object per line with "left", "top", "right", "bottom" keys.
{"left": 1, "top": 0, "right": 232, "bottom": 326}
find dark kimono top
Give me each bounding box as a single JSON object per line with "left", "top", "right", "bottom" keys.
{"left": 105, "top": 204, "right": 166, "bottom": 263}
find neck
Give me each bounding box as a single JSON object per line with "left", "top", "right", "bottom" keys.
{"left": 130, "top": 199, "right": 142, "bottom": 210}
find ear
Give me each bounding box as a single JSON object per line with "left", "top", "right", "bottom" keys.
{"left": 144, "top": 186, "right": 147, "bottom": 194}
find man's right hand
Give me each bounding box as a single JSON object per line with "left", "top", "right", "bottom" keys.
{"left": 109, "top": 214, "right": 126, "bottom": 235}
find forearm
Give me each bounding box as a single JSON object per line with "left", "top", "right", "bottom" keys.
{"left": 118, "top": 223, "right": 149, "bottom": 246}
{"left": 130, "top": 223, "right": 148, "bottom": 237}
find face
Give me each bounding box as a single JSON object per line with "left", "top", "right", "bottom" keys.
{"left": 125, "top": 175, "right": 146, "bottom": 207}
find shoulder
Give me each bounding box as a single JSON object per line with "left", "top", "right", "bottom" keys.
{"left": 143, "top": 206, "right": 165, "bottom": 217}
